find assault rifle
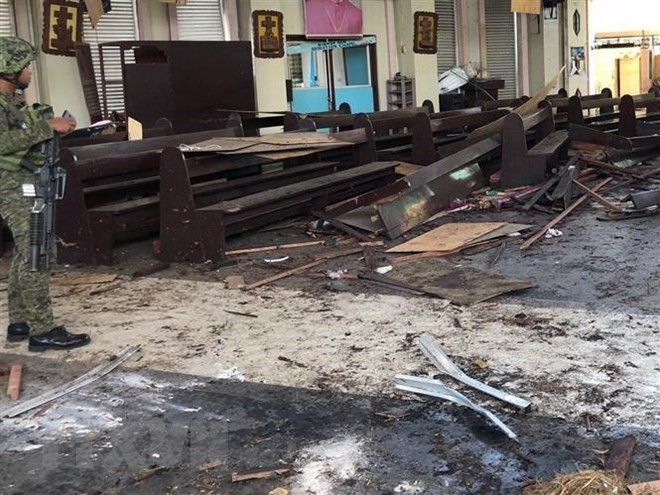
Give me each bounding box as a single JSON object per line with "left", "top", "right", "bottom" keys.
{"left": 21, "top": 133, "right": 66, "bottom": 272}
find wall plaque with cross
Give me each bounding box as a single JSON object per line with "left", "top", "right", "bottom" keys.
{"left": 413, "top": 11, "right": 438, "bottom": 55}
{"left": 42, "top": 0, "right": 83, "bottom": 57}
{"left": 252, "top": 10, "right": 284, "bottom": 59}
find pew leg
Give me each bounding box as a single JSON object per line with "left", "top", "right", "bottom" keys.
{"left": 198, "top": 210, "right": 226, "bottom": 262}
{"left": 88, "top": 212, "right": 114, "bottom": 266}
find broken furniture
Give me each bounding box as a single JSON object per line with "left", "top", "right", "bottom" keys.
{"left": 335, "top": 103, "right": 560, "bottom": 239}
{"left": 56, "top": 126, "right": 243, "bottom": 266}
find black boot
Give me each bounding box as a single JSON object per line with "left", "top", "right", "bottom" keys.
{"left": 28, "top": 326, "right": 91, "bottom": 352}
{"left": 7, "top": 322, "right": 30, "bottom": 342}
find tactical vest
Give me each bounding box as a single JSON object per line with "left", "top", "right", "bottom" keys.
{"left": 0, "top": 95, "right": 52, "bottom": 172}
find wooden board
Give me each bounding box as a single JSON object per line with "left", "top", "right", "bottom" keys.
{"left": 471, "top": 223, "right": 533, "bottom": 243}
{"left": 386, "top": 222, "right": 506, "bottom": 253}
{"left": 511, "top": 0, "right": 541, "bottom": 14}
{"left": 389, "top": 261, "right": 535, "bottom": 305}
{"left": 628, "top": 480, "right": 660, "bottom": 495}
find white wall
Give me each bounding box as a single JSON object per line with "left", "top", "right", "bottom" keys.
{"left": 591, "top": 0, "right": 660, "bottom": 34}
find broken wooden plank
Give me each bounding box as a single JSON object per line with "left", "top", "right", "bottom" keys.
{"left": 244, "top": 248, "right": 363, "bottom": 290}
{"left": 89, "top": 282, "right": 122, "bottom": 296}
{"left": 605, "top": 435, "right": 636, "bottom": 479}
{"left": 572, "top": 179, "right": 622, "bottom": 212}
{"left": 520, "top": 177, "right": 612, "bottom": 250}
{"left": 198, "top": 460, "right": 224, "bottom": 472}
{"left": 131, "top": 261, "right": 171, "bottom": 278}
{"left": 628, "top": 480, "right": 660, "bottom": 495}
{"left": 522, "top": 175, "right": 561, "bottom": 211}
{"left": 231, "top": 467, "right": 291, "bottom": 482}
{"left": 224, "top": 309, "right": 258, "bottom": 318}
{"left": 358, "top": 271, "right": 437, "bottom": 297}
{"left": 225, "top": 241, "right": 325, "bottom": 256}
{"left": 7, "top": 364, "right": 22, "bottom": 401}
{"left": 134, "top": 465, "right": 171, "bottom": 483}
{"left": 311, "top": 210, "right": 372, "bottom": 242}
{"left": 386, "top": 222, "right": 506, "bottom": 253}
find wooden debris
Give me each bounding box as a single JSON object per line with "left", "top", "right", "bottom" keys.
{"left": 572, "top": 180, "right": 622, "bottom": 212}
{"left": 522, "top": 175, "right": 560, "bottom": 211}
{"left": 520, "top": 177, "right": 612, "bottom": 251}
{"left": 131, "top": 261, "right": 171, "bottom": 278}
{"left": 358, "top": 271, "right": 431, "bottom": 296}
{"left": 488, "top": 241, "right": 507, "bottom": 267}
{"left": 225, "top": 241, "right": 324, "bottom": 256}
{"left": 269, "top": 488, "right": 290, "bottom": 495}
{"left": 311, "top": 210, "right": 372, "bottom": 242}
{"left": 522, "top": 470, "right": 626, "bottom": 495}
{"left": 225, "top": 275, "right": 245, "bottom": 289}
{"left": 134, "top": 465, "right": 171, "bottom": 483}
{"left": 52, "top": 273, "right": 118, "bottom": 286}
{"left": 89, "top": 282, "right": 122, "bottom": 296}
{"left": 244, "top": 247, "right": 362, "bottom": 290}
{"left": 7, "top": 364, "right": 22, "bottom": 401}
{"left": 604, "top": 435, "right": 636, "bottom": 479}
{"left": 628, "top": 480, "right": 660, "bottom": 495}
{"left": 386, "top": 222, "right": 506, "bottom": 253}
{"left": 197, "top": 460, "right": 223, "bottom": 472}
{"left": 224, "top": 309, "right": 258, "bottom": 318}
{"left": 230, "top": 467, "right": 291, "bottom": 482}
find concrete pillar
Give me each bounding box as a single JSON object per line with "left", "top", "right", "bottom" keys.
{"left": 566, "top": 0, "right": 589, "bottom": 95}
{"left": 393, "top": 0, "right": 439, "bottom": 109}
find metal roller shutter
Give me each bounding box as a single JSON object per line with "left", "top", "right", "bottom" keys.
{"left": 485, "top": 0, "right": 517, "bottom": 99}
{"left": 435, "top": 0, "right": 457, "bottom": 75}
{"left": 0, "top": 0, "right": 15, "bottom": 38}
{"left": 175, "top": 0, "right": 225, "bottom": 41}
{"left": 83, "top": 0, "right": 139, "bottom": 116}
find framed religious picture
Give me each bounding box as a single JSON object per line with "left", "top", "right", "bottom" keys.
{"left": 413, "top": 11, "right": 438, "bottom": 55}
{"left": 252, "top": 10, "right": 284, "bottom": 59}
{"left": 305, "top": 0, "right": 363, "bottom": 38}
{"left": 42, "top": 0, "right": 83, "bottom": 57}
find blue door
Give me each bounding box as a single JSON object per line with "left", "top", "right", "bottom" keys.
{"left": 287, "top": 37, "right": 376, "bottom": 115}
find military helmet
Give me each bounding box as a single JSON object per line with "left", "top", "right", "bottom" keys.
{"left": 0, "top": 37, "right": 37, "bottom": 75}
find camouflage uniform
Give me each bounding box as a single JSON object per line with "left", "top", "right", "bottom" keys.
{"left": 0, "top": 38, "right": 55, "bottom": 333}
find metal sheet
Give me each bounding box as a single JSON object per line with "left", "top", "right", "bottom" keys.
{"left": 378, "top": 163, "right": 485, "bottom": 239}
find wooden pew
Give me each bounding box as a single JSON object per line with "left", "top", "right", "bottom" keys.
{"left": 410, "top": 109, "right": 510, "bottom": 165}
{"left": 158, "top": 127, "right": 383, "bottom": 262}
{"left": 500, "top": 101, "right": 567, "bottom": 187}
{"left": 564, "top": 91, "right": 660, "bottom": 134}
{"left": 282, "top": 107, "right": 431, "bottom": 133}
{"left": 57, "top": 125, "right": 243, "bottom": 266}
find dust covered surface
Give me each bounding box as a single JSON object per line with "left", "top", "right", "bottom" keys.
{"left": 0, "top": 207, "right": 659, "bottom": 494}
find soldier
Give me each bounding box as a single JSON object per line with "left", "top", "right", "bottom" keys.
{"left": 0, "top": 37, "right": 90, "bottom": 351}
